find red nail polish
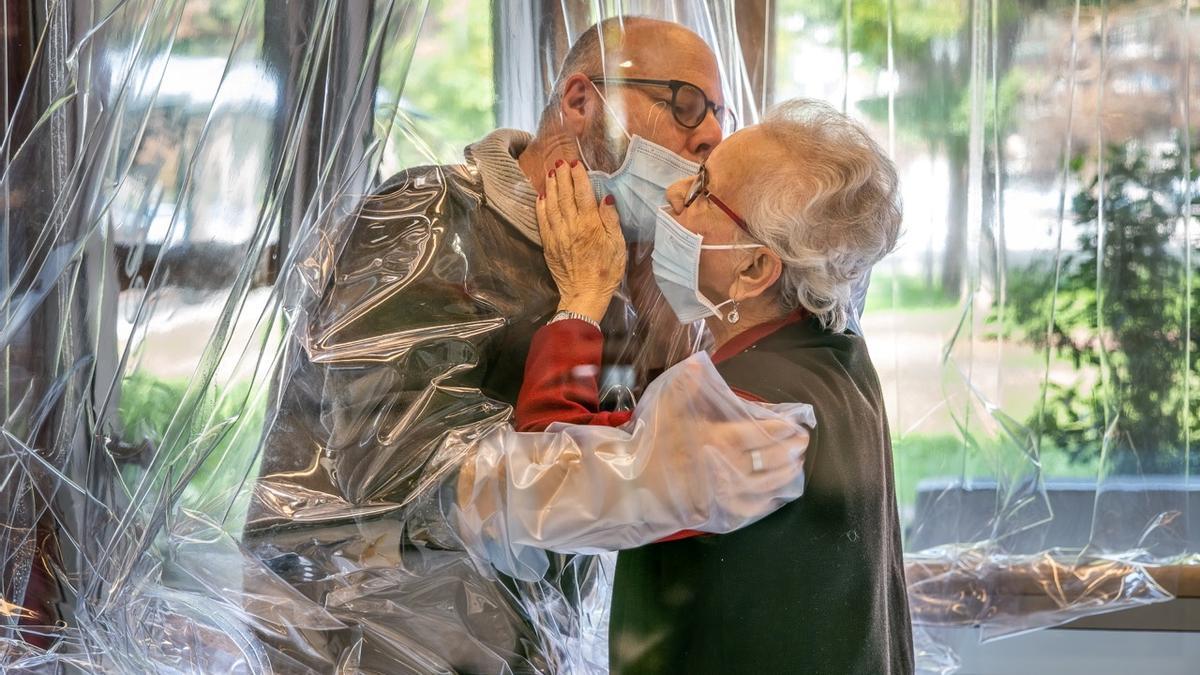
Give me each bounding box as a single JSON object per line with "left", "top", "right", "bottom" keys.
{"left": 570, "top": 160, "right": 580, "bottom": 168}
{"left": 538, "top": 193, "right": 544, "bottom": 200}
{"left": 603, "top": 195, "right": 615, "bottom": 205}
{"left": 555, "top": 159, "right": 565, "bottom": 168}
{"left": 548, "top": 169, "right": 555, "bottom": 178}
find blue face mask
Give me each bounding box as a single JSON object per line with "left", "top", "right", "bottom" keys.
{"left": 586, "top": 135, "right": 700, "bottom": 243}
{"left": 651, "top": 206, "right": 759, "bottom": 323}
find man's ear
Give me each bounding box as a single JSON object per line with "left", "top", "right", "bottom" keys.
{"left": 558, "top": 73, "right": 596, "bottom": 136}
{"left": 730, "top": 248, "right": 783, "bottom": 302}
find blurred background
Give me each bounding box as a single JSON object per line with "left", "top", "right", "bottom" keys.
{"left": 84, "top": 0, "right": 1199, "bottom": 555}
{"left": 1, "top": 0, "right": 1197, "bottom": 672}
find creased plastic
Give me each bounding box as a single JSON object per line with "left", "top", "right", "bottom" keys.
{"left": 452, "top": 351, "right": 813, "bottom": 581}
{"left": 2, "top": 0, "right": 1197, "bottom": 673}
{"left": 0, "top": 2, "right": 785, "bottom": 672}
{"left": 876, "top": 0, "right": 1193, "bottom": 657}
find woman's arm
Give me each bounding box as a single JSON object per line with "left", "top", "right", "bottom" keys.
{"left": 515, "top": 160, "right": 634, "bottom": 432}
{"left": 453, "top": 351, "right": 814, "bottom": 581}
{"left": 515, "top": 319, "right": 632, "bottom": 431}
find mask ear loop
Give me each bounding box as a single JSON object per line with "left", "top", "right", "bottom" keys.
{"left": 646, "top": 100, "right": 671, "bottom": 142}
{"left": 590, "top": 80, "right": 634, "bottom": 143}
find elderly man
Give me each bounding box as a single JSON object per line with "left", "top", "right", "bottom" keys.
{"left": 242, "top": 17, "right": 734, "bottom": 673}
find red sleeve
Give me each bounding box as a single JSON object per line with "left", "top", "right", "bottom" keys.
{"left": 515, "top": 321, "right": 769, "bottom": 544}
{"left": 515, "top": 320, "right": 633, "bottom": 432}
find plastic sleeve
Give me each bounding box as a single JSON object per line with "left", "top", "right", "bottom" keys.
{"left": 450, "top": 351, "right": 815, "bottom": 581}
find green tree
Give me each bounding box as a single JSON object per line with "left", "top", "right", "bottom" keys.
{"left": 779, "top": 0, "right": 1028, "bottom": 298}
{"left": 1003, "top": 136, "right": 1200, "bottom": 473}
{"left": 174, "top": 0, "right": 256, "bottom": 55}
{"left": 385, "top": 0, "right": 495, "bottom": 164}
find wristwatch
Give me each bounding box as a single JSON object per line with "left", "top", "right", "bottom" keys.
{"left": 547, "top": 310, "right": 602, "bottom": 332}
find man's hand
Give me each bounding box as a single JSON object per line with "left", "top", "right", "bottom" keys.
{"left": 709, "top": 418, "right": 807, "bottom": 478}
{"left": 705, "top": 418, "right": 810, "bottom": 517}
{"left": 537, "top": 160, "right": 627, "bottom": 322}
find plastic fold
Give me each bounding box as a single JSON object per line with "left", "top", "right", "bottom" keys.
{"left": 1, "top": 1, "right": 1196, "bottom": 674}
{"left": 452, "top": 351, "right": 813, "bottom": 581}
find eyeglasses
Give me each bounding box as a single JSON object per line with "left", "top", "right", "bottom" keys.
{"left": 683, "top": 163, "right": 753, "bottom": 235}
{"left": 588, "top": 77, "right": 733, "bottom": 129}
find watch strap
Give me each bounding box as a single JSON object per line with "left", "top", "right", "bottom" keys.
{"left": 547, "top": 310, "right": 601, "bottom": 332}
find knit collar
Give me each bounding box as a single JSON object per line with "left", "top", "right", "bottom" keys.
{"left": 465, "top": 128, "right": 541, "bottom": 245}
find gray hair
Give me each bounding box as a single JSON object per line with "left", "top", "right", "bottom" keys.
{"left": 745, "top": 99, "right": 902, "bottom": 333}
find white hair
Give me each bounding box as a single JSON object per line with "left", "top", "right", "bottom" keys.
{"left": 744, "top": 99, "right": 902, "bottom": 333}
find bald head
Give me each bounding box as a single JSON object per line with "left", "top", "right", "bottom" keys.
{"left": 544, "top": 18, "right": 717, "bottom": 105}
{"left": 536, "top": 16, "right": 724, "bottom": 165}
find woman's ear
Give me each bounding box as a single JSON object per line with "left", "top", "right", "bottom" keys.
{"left": 558, "top": 74, "right": 595, "bottom": 136}
{"left": 730, "top": 248, "right": 783, "bottom": 302}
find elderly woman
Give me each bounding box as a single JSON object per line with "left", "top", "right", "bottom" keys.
{"left": 523, "top": 99, "right": 912, "bottom": 674}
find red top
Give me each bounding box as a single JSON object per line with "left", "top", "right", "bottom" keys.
{"left": 514, "top": 311, "right": 807, "bottom": 542}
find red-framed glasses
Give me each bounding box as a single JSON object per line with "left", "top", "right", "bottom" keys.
{"left": 683, "top": 163, "right": 753, "bottom": 235}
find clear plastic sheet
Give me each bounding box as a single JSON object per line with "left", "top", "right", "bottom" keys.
{"left": 1, "top": 2, "right": 784, "bottom": 673}
{"left": 819, "top": 0, "right": 1193, "bottom": 663}
{"left": 1, "top": 1, "right": 1196, "bottom": 674}
{"left": 856, "top": 0, "right": 1195, "bottom": 650}
{"left": 452, "top": 351, "right": 813, "bottom": 581}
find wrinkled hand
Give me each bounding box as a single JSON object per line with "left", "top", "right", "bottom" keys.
{"left": 537, "top": 160, "right": 627, "bottom": 322}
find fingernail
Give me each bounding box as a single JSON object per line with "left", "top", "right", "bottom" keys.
{"left": 548, "top": 169, "right": 555, "bottom": 178}
{"left": 538, "top": 193, "right": 544, "bottom": 200}
{"left": 570, "top": 160, "right": 580, "bottom": 168}
{"left": 555, "top": 159, "right": 565, "bottom": 168}
{"left": 603, "top": 195, "right": 615, "bottom": 205}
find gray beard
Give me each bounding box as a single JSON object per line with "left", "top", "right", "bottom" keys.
{"left": 578, "top": 115, "right": 628, "bottom": 174}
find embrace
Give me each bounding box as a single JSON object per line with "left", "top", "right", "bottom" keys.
{"left": 253, "top": 16, "right": 913, "bottom": 675}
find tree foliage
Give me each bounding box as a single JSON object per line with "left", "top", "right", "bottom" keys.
{"left": 1000, "top": 136, "right": 1200, "bottom": 472}
{"left": 387, "top": 0, "right": 495, "bottom": 160}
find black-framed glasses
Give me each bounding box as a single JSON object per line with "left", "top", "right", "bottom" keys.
{"left": 588, "top": 77, "right": 733, "bottom": 129}
{"left": 683, "top": 163, "right": 753, "bottom": 235}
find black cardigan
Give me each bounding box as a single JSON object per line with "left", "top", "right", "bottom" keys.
{"left": 609, "top": 316, "right": 914, "bottom": 674}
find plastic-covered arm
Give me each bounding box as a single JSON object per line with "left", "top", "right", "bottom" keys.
{"left": 450, "top": 351, "right": 815, "bottom": 581}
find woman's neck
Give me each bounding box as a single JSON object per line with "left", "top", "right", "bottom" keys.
{"left": 706, "top": 298, "right": 789, "bottom": 351}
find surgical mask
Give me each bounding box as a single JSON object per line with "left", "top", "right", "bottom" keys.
{"left": 651, "top": 206, "right": 759, "bottom": 323}
{"left": 576, "top": 81, "right": 700, "bottom": 242}
{"left": 585, "top": 135, "right": 700, "bottom": 242}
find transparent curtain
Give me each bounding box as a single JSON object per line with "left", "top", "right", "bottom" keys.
{"left": 1, "top": 0, "right": 1196, "bottom": 672}
{"left": 772, "top": 0, "right": 1196, "bottom": 652}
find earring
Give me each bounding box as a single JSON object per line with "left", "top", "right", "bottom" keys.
{"left": 727, "top": 302, "right": 740, "bottom": 324}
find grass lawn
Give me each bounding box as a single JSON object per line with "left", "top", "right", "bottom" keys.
{"left": 865, "top": 272, "right": 959, "bottom": 313}
{"left": 118, "top": 370, "right": 266, "bottom": 530}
